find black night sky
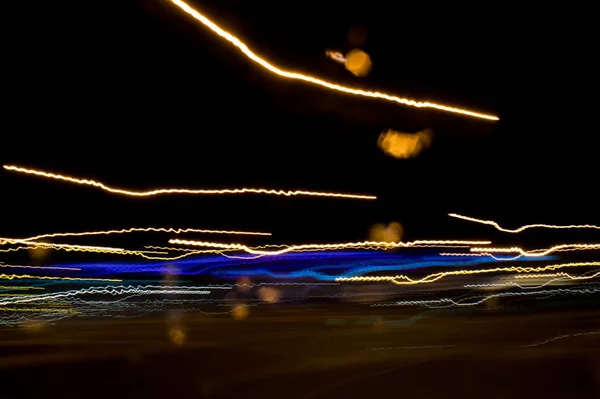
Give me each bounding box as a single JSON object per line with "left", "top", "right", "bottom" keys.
{"left": 2, "top": 2, "right": 600, "bottom": 397}
{"left": 3, "top": 0, "right": 598, "bottom": 250}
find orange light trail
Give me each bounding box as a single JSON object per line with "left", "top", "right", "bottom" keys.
{"left": 470, "top": 243, "right": 600, "bottom": 257}
{"left": 449, "top": 213, "right": 600, "bottom": 233}
{"left": 3, "top": 165, "right": 376, "bottom": 200}
{"left": 17, "top": 227, "right": 271, "bottom": 242}
{"left": 168, "top": 239, "right": 491, "bottom": 256}
{"left": 336, "top": 261, "right": 600, "bottom": 286}
{"left": 169, "top": 0, "right": 498, "bottom": 121}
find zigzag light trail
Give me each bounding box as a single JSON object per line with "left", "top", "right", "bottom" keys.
{"left": 370, "top": 287, "right": 600, "bottom": 308}
{"left": 464, "top": 270, "right": 600, "bottom": 290}
{"left": 0, "top": 238, "right": 175, "bottom": 259}
{"left": 169, "top": 0, "right": 498, "bottom": 121}
{"left": 17, "top": 227, "right": 271, "bottom": 242}
{"left": 168, "top": 239, "right": 491, "bottom": 256}
{"left": 0, "top": 285, "right": 213, "bottom": 306}
{"left": 1, "top": 273, "right": 120, "bottom": 282}
{"left": 449, "top": 213, "right": 600, "bottom": 233}
{"left": 470, "top": 243, "right": 600, "bottom": 257}
{"left": 336, "top": 261, "right": 600, "bottom": 285}
{"left": 2, "top": 165, "right": 376, "bottom": 200}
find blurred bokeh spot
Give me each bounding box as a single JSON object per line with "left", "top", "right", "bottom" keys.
{"left": 369, "top": 222, "right": 403, "bottom": 243}
{"left": 237, "top": 276, "right": 252, "bottom": 293}
{"left": 345, "top": 49, "right": 372, "bottom": 77}
{"left": 232, "top": 304, "right": 249, "bottom": 320}
{"left": 257, "top": 287, "right": 282, "bottom": 303}
{"left": 28, "top": 246, "right": 52, "bottom": 263}
{"left": 378, "top": 129, "right": 434, "bottom": 159}
{"left": 348, "top": 25, "right": 368, "bottom": 46}
{"left": 169, "top": 327, "right": 186, "bottom": 346}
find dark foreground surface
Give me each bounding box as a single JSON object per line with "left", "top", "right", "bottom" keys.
{"left": 2, "top": 306, "right": 600, "bottom": 398}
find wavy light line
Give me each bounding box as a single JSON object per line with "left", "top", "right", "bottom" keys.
{"left": 449, "top": 213, "right": 600, "bottom": 233}
{"left": 3, "top": 165, "right": 376, "bottom": 200}
{"left": 440, "top": 252, "right": 523, "bottom": 260}
{"left": 373, "top": 287, "right": 600, "bottom": 308}
{"left": 521, "top": 331, "right": 600, "bottom": 348}
{"left": 336, "top": 261, "right": 600, "bottom": 286}
{"left": 0, "top": 285, "right": 212, "bottom": 306}
{"left": 470, "top": 243, "right": 600, "bottom": 257}
{"left": 169, "top": 239, "right": 491, "bottom": 256}
{"left": 465, "top": 270, "right": 600, "bottom": 290}
{"left": 0, "top": 238, "right": 173, "bottom": 260}
{"left": 1, "top": 273, "right": 120, "bottom": 282}
{"left": 0, "top": 307, "right": 81, "bottom": 314}
{"left": 17, "top": 227, "right": 270, "bottom": 242}
{"left": 169, "top": 0, "right": 498, "bottom": 121}
{"left": 0, "top": 286, "right": 45, "bottom": 290}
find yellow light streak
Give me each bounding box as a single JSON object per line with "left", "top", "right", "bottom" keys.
{"left": 0, "top": 286, "right": 45, "bottom": 290}
{"left": 0, "top": 246, "right": 32, "bottom": 253}
{"left": 449, "top": 213, "right": 600, "bottom": 233}
{"left": 3, "top": 165, "right": 376, "bottom": 200}
{"left": 1, "top": 238, "right": 169, "bottom": 258}
{"left": 470, "top": 243, "right": 600, "bottom": 257}
{"left": 18, "top": 227, "right": 271, "bottom": 242}
{"left": 336, "top": 261, "right": 600, "bottom": 285}
{"left": 144, "top": 245, "right": 234, "bottom": 253}
{"left": 439, "top": 252, "right": 523, "bottom": 260}
{"left": 169, "top": 239, "right": 491, "bottom": 256}
{"left": 169, "top": 0, "right": 498, "bottom": 121}
{"left": 1, "top": 239, "right": 123, "bottom": 253}
{"left": 1, "top": 274, "right": 120, "bottom": 282}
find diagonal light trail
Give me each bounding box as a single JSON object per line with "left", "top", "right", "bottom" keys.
{"left": 170, "top": 0, "right": 498, "bottom": 121}
{"left": 449, "top": 213, "right": 600, "bottom": 233}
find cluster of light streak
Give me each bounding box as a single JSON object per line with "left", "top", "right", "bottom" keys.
{"left": 336, "top": 261, "right": 600, "bottom": 286}
{"left": 5, "top": 1, "right": 600, "bottom": 331}
{"left": 168, "top": 238, "right": 491, "bottom": 256}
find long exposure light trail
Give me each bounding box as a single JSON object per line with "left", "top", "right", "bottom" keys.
{"left": 470, "top": 243, "right": 600, "bottom": 257}
{"left": 0, "top": 238, "right": 171, "bottom": 259}
{"left": 17, "top": 227, "right": 271, "bottom": 242}
{"left": 372, "top": 287, "right": 600, "bottom": 308}
{"left": 336, "top": 261, "right": 600, "bottom": 285}
{"left": 1, "top": 273, "right": 120, "bottom": 282}
{"left": 449, "top": 213, "right": 600, "bottom": 233}
{"left": 169, "top": 0, "right": 498, "bottom": 121}
{"left": 0, "top": 285, "right": 213, "bottom": 306}
{"left": 464, "top": 270, "right": 600, "bottom": 289}
{"left": 168, "top": 239, "right": 491, "bottom": 256}
{"left": 3, "top": 165, "right": 376, "bottom": 200}
{"left": 0, "top": 286, "right": 45, "bottom": 291}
